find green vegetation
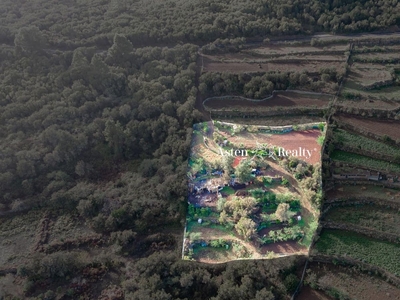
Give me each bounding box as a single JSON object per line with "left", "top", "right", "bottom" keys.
{"left": 324, "top": 205, "right": 400, "bottom": 236}
{"left": 220, "top": 186, "right": 235, "bottom": 195}
{"left": 315, "top": 230, "right": 400, "bottom": 276}
{"left": 260, "top": 226, "right": 303, "bottom": 244}
{"left": 334, "top": 129, "right": 400, "bottom": 160}
{"left": 331, "top": 150, "right": 400, "bottom": 174}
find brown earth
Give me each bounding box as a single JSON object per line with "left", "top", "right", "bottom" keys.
{"left": 325, "top": 184, "right": 400, "bottom": 201}
{"left": 296, "top": 285, "right": 334, "bottom": 300}
{"left": 202, "top": 56, "right": 344, "bottom": 74}
{"left": 204, "top": 92, "right": 332, "bottom": 111}
{"left": 247, "top": 44, "right": 348, "bottom": 55}
{"left": 335, "top": 98, "right": 399, "bottom": 110}
{"left": 334, "top": 114, "right": 400, "bottom": 140}
{"left": 347, "top": 63, "right": 393, "bottom": 86}
{"left": 302, "top": 262, "right": 400, "bottom": 300}
{"left": 227, "top": 129, "right": 323, "bottom": 165}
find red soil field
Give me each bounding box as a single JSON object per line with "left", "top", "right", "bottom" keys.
{"left": 205, "top": 92, "right": 332, "bottom": 110}
{"left": 229, "top": 129, "right": 322, "bottom": 165}
{"left": 334, "top": 114, "right": 400, "bottom": 140}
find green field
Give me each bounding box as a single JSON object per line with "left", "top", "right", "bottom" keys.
{"left": 315, "top": 229, "right": 400, "bottom": 276}
{"left": 331, "top": 150, "right": 400, "bottom": 174}
{"left": 341, "top": 80, "right": 400, "bottom": 101}
{"left": 324, "top": 205, "right": 400, "bottom": 236}
{"left": 334, "top": 129, "right": 400, "bottom": 159}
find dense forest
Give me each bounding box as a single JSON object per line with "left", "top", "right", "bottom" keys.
{"left": 0, "top": 0, "right": 399, "bottom": 298}
{"left": 0, "top": 0, "right": 399, "bottom": 48}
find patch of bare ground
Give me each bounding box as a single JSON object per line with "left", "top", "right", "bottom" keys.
{"left": 246, "top": 44, "right": 348, "bottom": 56}
{"left": 205, "top": 92, "right": 332, "bottom": 112}
{"left": 225, "top": 129, "right": 322, "bottom": 165}
{"left": 47, "top": 215, "right": 98, "bottom": 245}
{"left": 336, "top": 98, "right": 399, "bottom": 110}
{"left": 0, "top": 274, "right": 25, "bottom": 299}
{"left": 347, "top": 63, "right": 394, "bottom": 86}
{"left": 217, "top": 115, "right": 325, "bottom": 126}
{"left": 260, "top": 240, "right": 307, "bottom": 255}
{"left": 273, "top": 54, "right": 345, "bottom": 62}
{"left": 202, "top": 56, "right": 345, "bottom": 74}
{"left": 334, "top": 114, "right": 400, "bottom": 140}
{"left": 354, "top": 52, "right": 400, "bottom": 61}
{"left": 0, "top": 211, "right": 42, "bottom": 268}
{"left": 296, "top": 285, "right": 334, "bottom": 300}
{"left": 325, "top": 184, "right": 400, "bottom": 202}
{"left": 303, "top": 263, "right": 400, "bottom": 300}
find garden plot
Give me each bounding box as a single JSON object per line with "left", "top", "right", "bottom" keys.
{"left": 183, "top": 121, "right": 325, "bottom": 263}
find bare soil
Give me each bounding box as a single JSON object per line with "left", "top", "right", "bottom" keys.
{"left": 303, "top": 262, "right": 400, "bottom": 300}
{"left": 334, "top": 114, "right": 400, "bottom": 140}
{"left": 205, "top": 92, "right": 332, "bottom": 111}
{"left": 336, "top": 98, "right": 400, "bottom": 110}
{"left": 296, "top": 285, "right": 333, "bottom": 300}
{"left": 347, "top": 63, "right": 393, "bottom": 86}
{"left": 202, "top": 56, "right": 344, "bottom": 74}
{"left": 325, "top": 184, "right": 400, "bottom": 202}
{"left": 227, "top": 129, "right": 323, "bottom": 165}
{"left": 247, "top": 44, "right": 348, "bottom": 55}
{"left": 354, "top": 52, "right": 400, "bottom": 61}
{"left": 260, "top": 240, "right": 307, "bottom": 255}
{"left": 217, "top": 115, "right": 325, "bottom": 126}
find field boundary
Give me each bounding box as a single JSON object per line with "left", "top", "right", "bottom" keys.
{"left": 321, "top": 221, "right": 400, "bottom": 244}
{"left": 310, "top": 254, "right": 400, "bottom": 288}
{"left": 323, "top": 197, "right": 400, "bottom": 209}
{"left": 203, "top": 90, "right": 333, "bottom": 109}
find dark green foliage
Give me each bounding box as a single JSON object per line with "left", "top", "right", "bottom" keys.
{"left": 0, "top": 0, "right": 397, "bottom": 47}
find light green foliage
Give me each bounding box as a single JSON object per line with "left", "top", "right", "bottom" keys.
{"left": 235, "top": 159, "right": 253, "bottom": 184}
{"left": 235, "top": 217, "right": 256, "bottom": 240}
{"left": 331, "top": 150, "right": 400, "bottom": 173}
{"left": 334, "top": 129, "right": 400, "bottom": 158}
{"left": 315, "top": 230, "right": 400, "bottom": 276}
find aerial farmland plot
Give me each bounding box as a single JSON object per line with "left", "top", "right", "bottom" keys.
{"left": 183, "top": 120, "right": 325, "bottom": 263}
{"left": 203, "top": 91, "right": 333, "bottom": 114}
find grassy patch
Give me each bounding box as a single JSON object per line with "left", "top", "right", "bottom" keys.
{"left": 221, "top": 186, "right": 235, "bottom": 195}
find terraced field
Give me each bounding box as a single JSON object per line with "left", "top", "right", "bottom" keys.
{"left": 314, "top": 229, "right": 400, "bottom": 276}
{"left": 331, "top": 150, "right": 400, "bottom": 174}
{"left": 323, "top": 205, "right": 400, "bottom": 236}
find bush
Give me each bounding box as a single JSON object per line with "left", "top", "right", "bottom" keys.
{"left": 283, "top": 274, "right": 299, "bottom": 293}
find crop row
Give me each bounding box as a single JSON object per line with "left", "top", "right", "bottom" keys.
{"left": 323, "top": 205, "right": 400, "bottom": 236}
{"left": 331, "top": 150, "right": 400, "bottom": 174}
{"left": 334, "top": 129, "right": 400, "bottom": 159}
{"left": 314, "top": 229, "right": 400, "bottom": 276}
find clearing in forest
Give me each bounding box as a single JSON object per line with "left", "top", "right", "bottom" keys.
{"left": 183, "top": 120, "right": 325, "bottom": 263}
